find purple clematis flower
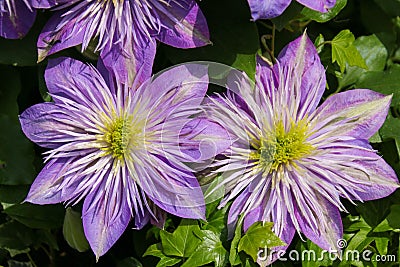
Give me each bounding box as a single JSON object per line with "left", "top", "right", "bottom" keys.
{"left": 205, "top": 34, "right": 399, "bottom": 264}
{"left": 29, "top": 0, "right": 210, "bottom": 86}
{"left": 248, "top": 0, "right": 336, "bottom": 20}
{"left": 0, "top": 0, "right": 36, "bottom": 39}
{"left": 19, "top": 57, "right": 227, "bottom": 259}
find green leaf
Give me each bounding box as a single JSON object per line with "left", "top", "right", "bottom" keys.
{"left": 144, "top": 244, "right": 182, "bottom": 267}
{"left": 338, "top": 34, "right": 388, "bottom": 89}
{"left": 357, "top": 64, "right": 400, "bottom": 109}
{"left": 356, "top": 199, "right": 391, "bottom": 228}
{"left": 0, "top": 221, "right": 35, "bottom": 253}
{"left": 314, "top": 34, "right": 325, "bottom": 54}
{"left": 155, "top": 257, "right": 181, "bottom": 267}
{"left": 163, "top": 0, "right": 259, "bottom": 79}
{"left": 301, "top": 0, "right": 347, "bottom": 23}
{"left": 375, "top": 237, "right": 389, "bottom": 255}
{"left": 331, "top": 30, "right": 368, "bottom": 72}
{"left": 238, "top": 222, "right": 285, "bottom": 262}
{"left": 159, "top": 219, "right": 202, "bottom": 257}
{"left": 300, "top": 240, "right": 333, "bottom": 267}
{"left": 229, "top": 217, "right": 243, "bottom": 266}
{"left": 116, "top": 257, "right": 143, "bottom": 267}
{"left": 143, "top": 243, "right": 165, "bottom": 258}
{"left": 374, "top": 204, "right": 400, "bottom": 232}
{"left": 181, "top": 230, "right": 228, "bottom": 267}
{"left": 63, "top": 207, "right": 89, "bottom": 252}
{"left": 4, "top": 203, "right": 65, "bottom": 229}
{"left": 0, "top": 66, "right": 21, "bottom": 119}
{"left": 0, "top": 66, "right": 36, "bottom": 186}
{"left": 0, "top": 114, "right": 36, "bottom": 185}
{"left": 0, "top": 185, "right": 29, "bottom": 203}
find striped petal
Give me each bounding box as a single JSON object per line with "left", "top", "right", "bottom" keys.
{"left": 19, "top": 103, "right": 75, "bottom": 148}
{"left": 0, "top": 1, "right": 36, "bottom": 39}
{"left": 37, "top": 10, "right": 89, "bottom": 62}
{"left": 154, "top": 0, "right": 210, "bottom": 48}
{"left": 276, "top": 33, "right": 326, "bottom": 116}
{"left": 247, "top": 0, "right": 291, "bottom": 20}
{"left": 310, "top": 89, "right": 391, "bottom": 140}
{"left": 82, "top": 181, "right": 131, "bottom": 259}
{"left": 25, "top": 158, "right": 72, "bottom": 204}
{"left": 295, "top": 196, "right": 343, "bottom": 251}
{"left": 100, "top": 31, "right": 156, "bottom": 87}
{"left": 297, "top": 0, "right": 336, "bottom": 13}
{"left": 45, "top": 57, "right": 111, "bottom": 108}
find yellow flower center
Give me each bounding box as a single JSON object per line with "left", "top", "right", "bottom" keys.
{"left": 251, "top": 119, "right": 314, "bottom": 173}
{"left": 103, "top": 117, "right": 132, "bottom": 160}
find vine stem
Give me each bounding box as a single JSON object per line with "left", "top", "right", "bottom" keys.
{"left": 27, "top": 252, "right": 38, "bottom": 267}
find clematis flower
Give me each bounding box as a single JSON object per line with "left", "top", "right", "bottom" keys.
{"left": 0, "top": 0, "right": 36, "bottom": 39}
{"left": 29, "top": 0, "right": 210, "bottom": 86}
{"left": 205, "top": 34, "right": 399, "bottom": 264}
{"left": 248, "top": 0, "right": 336, "bottom": 20}
{"left": 19, "top": 57, "right": 227, "bottom": 258}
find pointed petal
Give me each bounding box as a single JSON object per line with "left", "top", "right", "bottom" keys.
{"left": 45, "top": 57, "right": 111, "bottom": 107}
{"left": 180, "top": 118, "right": 231, "bottom": 162}
{"left": 276, "top": 33, "right": 326, "bottom": 115}
{"left": 247, "top": 0, "right": 291, "bottom": 20}
{"left": 339, "top": 148, "right": 399, "bottom": 201}
{"left": 0, "top": 2, "right": 36, "bottom": 39}
{"left": 37, "top": 10, "right": 88, "bottom": 61}
{"left": 145, "top": 63, "right": 209, "bottom": 106}
{"left": 154, "top": 0, "right": 210, "bottom": 48}
{"left": 295, "top": 197, "right": 343, "bottom": 251}
{"left": 100, "top": 32, "right": 155, "bottom": 87}
{"left": 134, "top": 210, "right": 150, "bottom": 230}
{"left": 296, "top": 0, "right": 336, "bottom": 13}
{"left": 82, "top": 183, "right": 131, "bottom": 259}
{"left": 311, "top": 89, "right": 391, "bottom": 139}
{"left": 131, "top": 159, "right": 205, "bottom": 220}
{"left": 19, "top": 103, "right": 74, "bottom": 148}
{"left": 25, "top": 158, "right": 70, "bottom": 204}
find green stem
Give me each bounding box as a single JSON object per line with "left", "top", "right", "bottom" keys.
{"left": 27, "top": 252, "right": 38, "bottom": 267}
{"left": 316, "top": 40, "right": 332, "bottom": 49}
{"left": 257, "top": 21, "right": 273, "bottom": 30}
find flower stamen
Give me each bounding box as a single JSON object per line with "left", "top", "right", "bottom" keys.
{"left": 252, "top": 119, "right": 314, "bottom": 173}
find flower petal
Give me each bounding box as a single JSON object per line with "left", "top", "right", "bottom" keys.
{"left": 145, "top": 63, "right": 209, "bottom": 106}
{"left": 247, "top": 0, "right": 291, "bottom": 20}
{"left": 296, "top": 0, "right": 336, "bottom": 13}
{"left": 37, "top": 10, "right": 88, "bottom": 61}
{"left": 276, "top": 33, "right": 326, "bottom": 116}
{"left": 19, "top": 103, "right": 77, "bottom": 148}
{"left": 29, "top": 0, "right": 73, "bottom": 8}
{"left": 295, "top": 196, "right": 343, "bottom": 251}
{"left": 180, "top": 118, "right": 232, "bottom": 162}
{"left": 339, "top": 147, "right": 399, "bottom": 201}
{"left": 311, "top": 89, "right": 391, "bottom": 140}
{"left": 25, "top": 158, "right": 70, "bottom": 204}
{"left": 100, "top": 32, "right": 156, "bottom": 87}
{"left": 0, "top": 2, "right": 36, "bottom": 39}
{"left": 129, "top": 158, "right": 206, "bottom": 220}
{"left": 82, "top": 180, "right": 131, "bottom": 259}
{"left": 154, "top": 0, "right": 210, "bottom": 48}
{"left": 45, "top": 57, "right": 111, "bottom": 108}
